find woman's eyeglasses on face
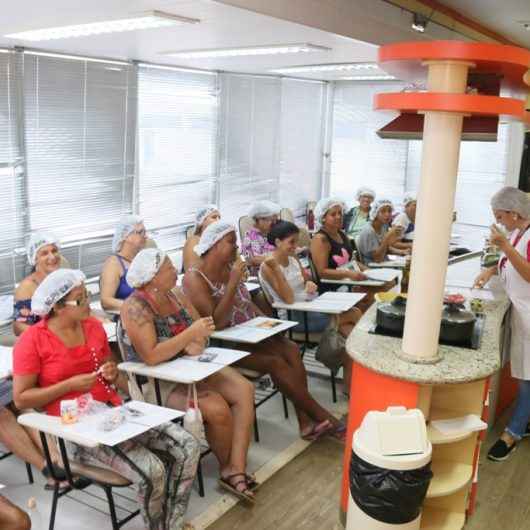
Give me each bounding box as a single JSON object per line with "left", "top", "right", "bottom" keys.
{"left": 132, "top": 229, "right": 147, "bottom": 237}
{"left": 64, "top": 290, "right": 91, "bottom": 307}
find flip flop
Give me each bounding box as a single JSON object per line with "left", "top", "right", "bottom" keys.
{"left": 328, "top": 422, "right": 347, "bottom": 443}
{"left": 218, "top": 474, "right": 256, "bottom": 504}
{"left": 301, "top": 419, "right": 333, "bottom": 441}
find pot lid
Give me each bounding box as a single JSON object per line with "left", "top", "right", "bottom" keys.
{"left": 442, "top": 303, "right": 476, "bottom": 324}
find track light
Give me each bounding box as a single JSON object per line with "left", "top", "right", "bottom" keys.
{"left": 412, "top": 13, "right": 428, "bottom": 33}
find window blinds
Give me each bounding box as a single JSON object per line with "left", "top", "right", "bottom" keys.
{"left": 329, "top": 81, "right": 407, "bottom": 207}
{"left": 23, "top": 53, "right": 136, "bottom": 242}
{"left": 137, "top": 65, "right": 218, "bottom": 249}
{"left": 218, "top": 74, "right": 281, "bottom": 225}
{"left": 279, "top": 79, "right": 326, "bottom": 218}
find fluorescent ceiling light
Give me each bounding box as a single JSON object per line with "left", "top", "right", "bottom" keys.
{"left": 138, "top": 62, "right": 216, "bottom": 75}
{"left": 24, "top": 50, "right": 129, "bottom": 65}
{"left": 163, "top": 43, "right": 330, "bottom": 59}
{"left": 0, "top": 49, "right": 9, "bottom": 53}
{"left": 5, "top": 11, "right": 199, "bottom": 41}
{"left": 340, "top": 75, "right": 396, "bottom": 81}
{"left": 272, "top": 63, "right": 378, "bottom": 74}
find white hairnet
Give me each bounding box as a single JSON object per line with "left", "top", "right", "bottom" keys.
{"left": 314, "top": 197, "right": 345, "bottom": 228}
{"left": 403, "top": 194, "right": 417, "bottom": 208}
{"left": 194, "top": 204, "right": 220, "bottom": 230}
{"left": 112, "top": 215, "right": 144, "bottom": 253}
{"left": 126, "top": 248, "right": 167, "bottom": 288}
{"left": 32, "top": 269, "right": 86, "bottom": 316}
{"left": 370, "top": 199, "right": 394, "bottom": 221}
{"left": 491, "top": 186, "right": 530, "bottom": 218}
{"left": 26, "top": 231, "right": 60, "bottom": 266}
{"left": 356, "top": 187, "right": 376, "bottom": 201}
{"left": 194, "top": 221, "right": 236, "bottom": 257}
{"left": 248, "top": 200, "right": 281, "bottom": 219}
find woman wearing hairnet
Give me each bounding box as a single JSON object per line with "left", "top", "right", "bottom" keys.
{"left": 356, "top": 199, "right": 408, "bottom": 263}
{"left": 393, "top": 194, "right": 417, "bottom": 249}
{"left": 13, "top": 231, "right": 61, "bottom": 336}
{"left": 183, "top": 205, "right": 221, "bottom": 272}
{"left": 343, "top": 188, "right": 376, "bottom": 240}
{"left": 121, "top": 249, "right": 258, "bottom": 503}
{"left": 13, "top": 269, "right": 200, "bottom": 529}
{"left": 241, "top": 201, "right": 281, "bottom": 275}
{"left": 474, "top": 187, "right": 530, "bottom": 461}
{"left": 310, "top": 198, "right": 368, "bottom": 293}
{"left": 100, "top": 215, "right": 147, "bottom": 312}
{"left": 184, "top": 221, "right": 346, "bottom": 442}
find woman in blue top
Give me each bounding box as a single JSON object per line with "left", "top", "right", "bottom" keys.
{"left": 100, "top": 215, "right": 147, "bottom": 312}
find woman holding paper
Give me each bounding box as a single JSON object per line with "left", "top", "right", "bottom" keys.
{"left": 260, "top": 220, "right": 361, "bottom": 391}
{"left": 13, "top": 269, "right": 200, "bottom": 530}
{"left": 184, "top": 221, "right": 346, "bottom": 442}
{"left": 121, "top": 248, "right": 258, "bottom": 503}
{"left": 474, "top": 187, "right": 530, "bottom": 462}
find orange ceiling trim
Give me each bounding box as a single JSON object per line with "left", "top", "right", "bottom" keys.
{"left": 415, "top": 0, "right": 518, "bottom": 46}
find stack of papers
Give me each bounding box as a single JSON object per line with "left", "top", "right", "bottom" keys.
{"left": 430, "top": 414, "right": 487, "bottom": 436}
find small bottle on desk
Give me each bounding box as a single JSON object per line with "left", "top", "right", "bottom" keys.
{"left": 400, "top": 255, "right": 411, "bottom": 294}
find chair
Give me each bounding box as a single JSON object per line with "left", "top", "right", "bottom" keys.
{"left": 18, "top": 415, "right": 138, "bottom": 530}
{"left": 297, "top": 226, "right": 311, "bottom": 249}
{"left": 115, "top": 320, "right": 210, "bottom": 498}
{"left": 0, "top": 451, "right": 34, "bottom": 484}
{"left": 280, "top": 208, "right": 295, "bottom": 223}
{"left": 259, "top": 262, "right": 339, "bottom": 402}
{"left": 238, "top": 215, "right": 254, "bottom": 244}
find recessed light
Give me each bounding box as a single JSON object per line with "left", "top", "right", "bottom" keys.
{"left": 162, "top": 43, "right": 330, "bottom": 59}
{"left": 5, "top": 11, "right": 199, "bottom": 41}
{"left": 339, "top": 75, "right": 396, "bottom": 81}
{"left": 272, "top": 63, "right": 379, "bottom": 74}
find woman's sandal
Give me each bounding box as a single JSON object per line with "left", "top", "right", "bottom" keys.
{"left": 245, "top": 473, "right": 260, "bottom": 491}
{"left": 218, "top": 473, "right": 256, "bottom": 504}
{"left": 328, "top": 422, "right": 347, "bottom": 443}
{"left": 301, "top": 419, "right": 333, "bottom": 442}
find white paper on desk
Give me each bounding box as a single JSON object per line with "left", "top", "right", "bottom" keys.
{"left": 0, "top": 346, "right": 13, "bottom": 379}
{"left": 159, "top": 358, "right": 222, "bottom": 382}
{"left": 103, "top": 322, "right": 116, "bottom": 340}
{"left": 365, "top": 268, "right": 399, "bottom": 282}
{"left": 318, "top": 292, "right": 366, "bottom": 304}
{"left": 431, "top": 414, "right": 487, "bottom": 436}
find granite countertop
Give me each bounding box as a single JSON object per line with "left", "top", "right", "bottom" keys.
{"left": 346, "top": 292, "right": 510, "bottom": 384}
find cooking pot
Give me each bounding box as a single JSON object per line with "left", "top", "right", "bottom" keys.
{"left": 376, "top": 295, "right": 407, "bottom": 334}
{"left": 439, "top": 303, "right": 476, "bottom": 344}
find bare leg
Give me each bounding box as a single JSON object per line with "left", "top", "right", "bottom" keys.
{"left": 0, "top": 496, "right": 31, "bottom": 530}
{"left": 342, "top": 352, "right": 353, "bottom": 395}
{"left": 167, "top": 389, "right": 233, "bottom": 472}
{"left": 205, "top": 368, "right": 254, "bottom": 475}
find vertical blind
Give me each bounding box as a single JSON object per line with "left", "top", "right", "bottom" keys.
{"left": 218, "top": 74, "right": 281, "bottom": 226}
{"left": 23, "top": 53, "right": 136, "bottom": 242}
{"left": 279, "top": 79, "right": 326, "bottom": 217}
{"left": 137, "top": 65, "right": 218, "bottom": 249}
{"left": 329, "top": 81, "right": 408, "bottom": 206}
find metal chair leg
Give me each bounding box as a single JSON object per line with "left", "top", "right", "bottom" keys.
{"left": 253, "top": 410, "right": 260, "bottom": 443}
{"left": 331, "top": 371, "right": 337, "bottom": 403}
{"left": 104, "top": 486, "right": 120, "bottom": 530}
{"left": 282, "top": 394, "right": 289, "bottom": 419}
{"left": 25, "top": 463, "right": 34, "bottom": 484}
{"left": 48, "top": 483, "right": 59, "bottom": 530}
{"left": 197, "top": 459, "right": 205, "bottom": 498}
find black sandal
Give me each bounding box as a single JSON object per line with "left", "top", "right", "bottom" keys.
{"left": 41, "top": 463, "right": 67, "bottom": 481}
{"left": 218, "top": 473, "right": 256, "bottom": 504}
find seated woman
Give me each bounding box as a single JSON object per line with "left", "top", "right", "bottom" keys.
{"left": 259, "top": 221, "right": 361, "bottom": 393}
{"left": 183, "top": 221, "right": 345, "bottom": 442}
{"left": 121, "top": 248, "right": 257, "bottom": 503}
{"left": 13, "top": 269, "right": 199, "bottom": 530}
{"left": 310, "top": 198, "right": 367, "bottom": 294}
{"left": 100, "top": 215, "right": 147, "bottom": 312}
{"left": 183, "top": 205, "right": 221, "bottom": 272}
{"left": 343, "top": 187, "right": 376, "bottom": 240}
{"left": 356, "top": 199, "right": 408, "bottom": 264}
{"left": 13, "top": 231, "right": 61, "bottom": 336}
{"left": 392, "top": 194, "right": 416, "bottom": 251}
{"left": 0, "top": 495, "right": 31, "bottom": 530}
{"left": 241, "top": 201, "right": 281, "bottom": 275}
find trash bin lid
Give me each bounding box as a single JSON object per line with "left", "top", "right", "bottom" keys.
{"left": 353, "top": 406, "right": 432, "bottom": 470}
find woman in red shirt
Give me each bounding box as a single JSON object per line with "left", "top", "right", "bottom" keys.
{"left": 13, "top": 269, "right": 199, "bottom": 530}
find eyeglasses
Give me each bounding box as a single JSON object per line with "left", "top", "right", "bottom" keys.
{"left": 63, "top": 290, "right": 91, "bottom": 307}
{"left": 131, "top": 229, "right": 147, "bottom": 236}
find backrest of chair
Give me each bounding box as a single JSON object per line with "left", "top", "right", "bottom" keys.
{"left": 297, "top": 226, "right": 311, "bottom": 248}
{"left": 307, "top": 252, "right": 320, "bottom": 283}
{"left": 116, "top": 319, "right": 145, "bottom": 401}
{"left": 257, "top": 273, "right": 276, "bottom": 317}
{"left": 238, "top": 215, "right": 254, "bottom": 243}
{"left": 280, "top": 208, "right": 294, "bottom": 223}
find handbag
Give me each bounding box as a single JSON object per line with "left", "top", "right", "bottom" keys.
{"left": 183, "top": 383, "right": 208, "bottom": 449}
{"left": 315, "top": 325, "right": 346, "bottom": 374}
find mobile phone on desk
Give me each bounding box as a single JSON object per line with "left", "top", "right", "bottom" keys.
{"left": 198, "top": 352, "right": 218, "bottom": 363}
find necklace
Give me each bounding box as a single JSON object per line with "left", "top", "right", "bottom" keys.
{"left": 89, "top": 347, "right": 115, "bottom": 395}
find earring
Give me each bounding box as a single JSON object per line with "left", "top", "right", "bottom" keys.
{"left": 513, "top": 215, "right": 518, "bottom": 221}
